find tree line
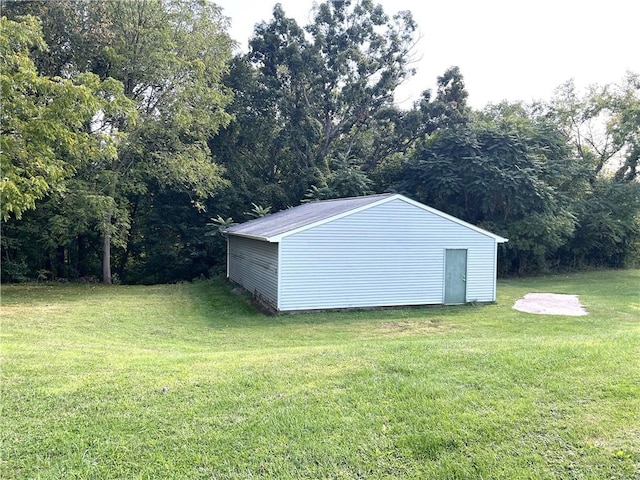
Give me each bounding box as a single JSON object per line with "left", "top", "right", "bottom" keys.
{"left": 1, "top": 0, "right": 639, "bottom": 284}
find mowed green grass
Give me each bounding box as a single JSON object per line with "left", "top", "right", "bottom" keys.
{"left": 1, "top": 270, "right": 638, "bottom": 479}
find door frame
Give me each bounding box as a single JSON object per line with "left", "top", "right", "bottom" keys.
{"left": 443, "top": 248, "right": 468, "bottom": 305}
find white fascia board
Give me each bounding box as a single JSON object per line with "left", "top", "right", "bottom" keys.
{"left": 266, "top": 194, "right": 403, "bottom": 242}
{"left": 226, "top": 232, "right": 276, "bottom": 242}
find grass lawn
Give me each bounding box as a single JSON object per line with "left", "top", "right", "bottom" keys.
{"left": 1, "top": 269, "right": 639, "bottom": 479}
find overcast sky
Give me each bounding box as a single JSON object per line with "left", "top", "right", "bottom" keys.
{"left": 220, "top": 0, "right": 639, "bottom": 109}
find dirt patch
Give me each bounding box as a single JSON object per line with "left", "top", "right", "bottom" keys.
{"left": 513, "top": 293, "right": 588, "bottom": 316}
{"left": 366, "top": 319, "right": 456, "bottom": 338}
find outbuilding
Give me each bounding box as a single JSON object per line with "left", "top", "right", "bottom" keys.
{"left": 225, "top": 193, "right": 508, "bottom": 312}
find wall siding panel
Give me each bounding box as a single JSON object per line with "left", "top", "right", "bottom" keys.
{"left": 278, "top": 199, "right": 497, "bottom": 311}
{"left": 228, "top": 236, "right": 278, "bottom": 308}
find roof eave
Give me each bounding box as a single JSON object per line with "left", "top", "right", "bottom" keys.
{"left": 225, "top": 231, "right": 277, "bottom": 242}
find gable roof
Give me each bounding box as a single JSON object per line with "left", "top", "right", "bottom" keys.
{"left": 225, "top": 193, "right": 508, "bottom": 243}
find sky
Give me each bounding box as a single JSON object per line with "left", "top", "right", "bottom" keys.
{"left": 219, "top": 0, "right": 639, "bottom": 109}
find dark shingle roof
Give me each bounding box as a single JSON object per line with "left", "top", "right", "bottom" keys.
{"left": 225, "top": 193, "right": 394, "bottom": 240}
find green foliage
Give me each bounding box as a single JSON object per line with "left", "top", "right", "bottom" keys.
{"left": 424, "top": 66, "right": 472, "bottom": 130}
{"left": 96, "top": 0, "right": 233, "bottom": 282}
{"left": 1, "top": 0, "right": 112, "bottom": 77}
{"left": 2, "top": 0, "right": 234, "bottom": 283}
{"left": 2, "top": 1, "right": 638, "bottom": 281}
{"left": 0, "top": 16, "right": 107, "bottom": 220}
{"left": 245, "top": 203, "right": 272, "bottom": 219}
{"left": 202, "top": 214, "right": 236, "bottom": 275}
{"left": 398, "top": 101, "right": 588, "bottom": 273}
{"left": 207, "top": 215, "right": 236, "bottom": 234}
{"left": 542, "top": 75, "right": 640, "bottom": 270}
{"left": 104, "top": 0, "right": 234, "bottom": 194}
{"left": 213, "top": 0, "right": 417, "bottom": 211}
{"left": 118, "top": 189, "right": 219, "bottom": 284}
{"left": 0, "top": 259, "right": 29, "bottom": 283}
{"left": 611, "top": 72, "right": 640, "bottom": 182}
{"left": 550, "top": 74, "right": 640, "bottom": 182}
{"left": 207, "top": 56, "right": 296, "bottom": 213}
{"left": 303, "top": 155, "right": 373, "bottom": 202}
{"left": 564, "top": 180, "right": 640, "bottom": 268}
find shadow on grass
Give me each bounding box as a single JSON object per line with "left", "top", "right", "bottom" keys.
{"left": 184, "top": 276, "right": 494, "bottom": 331}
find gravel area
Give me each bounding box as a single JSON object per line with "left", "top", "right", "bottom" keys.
{"left": 513, "top": 293, "right": 588, "bottom": 316}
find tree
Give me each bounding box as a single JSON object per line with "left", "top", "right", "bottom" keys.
{"left": 207, "top": 56, "right": 293, "bottom": 214}
{"left": 365, "top": 66, "right": 474, "bottom": 194}
{"left": 399, "top": 99, "right": 585, "bottom": 274}
{"left": 547, "top": 74, "right": 640, "bottom": 269}
{"left": 550, "top": 73, "right": 640, "bottom": 183}
{"left": 610, "top": 73, "right": 640, "bottom": 182}
{"left": 90, "top": 0, "right": 233, "bottom": 283}
{"left": 425, "top": 66, "right": 472, "bottom": 131}
{"left": 2, "top": 1, "right": 234, "bottom": 283}
{"left": 0, "top": 16, "right": 118, "bottom": 220}
{"left": 209, "top": 0, "right": 419, "bottom": 220}
{"left": 1, "top": 0, "right": 112, "bottom": 78}
{"left": 241, "top": 0, "right": 417, "bottom": 202}
{"left": 562, "top": 180, "right": 640, "bottom": 268}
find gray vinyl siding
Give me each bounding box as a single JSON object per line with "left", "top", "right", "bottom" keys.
{"left": 278, "top": 198, "right": 497, "bottom": 311}
{"left": 227, "top": 236, "right": 278, "bottom": 308}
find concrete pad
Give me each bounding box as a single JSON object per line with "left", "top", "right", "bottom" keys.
{"left": 513, "top": 293, "right": 588, "bottom": 316}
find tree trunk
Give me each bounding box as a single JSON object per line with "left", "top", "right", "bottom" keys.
{"left": 102, "top": 209, "right": 112, "bottom": 284}
{"left": 102, "top": 176, "right": 117, "bottom": 285}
